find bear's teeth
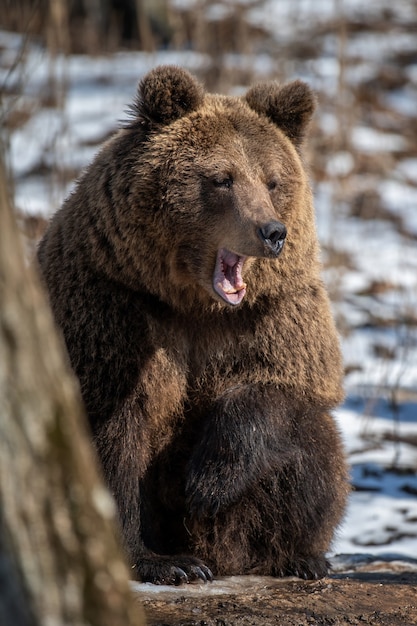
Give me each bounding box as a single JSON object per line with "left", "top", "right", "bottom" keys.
{"left": 217, "top": 282, "right": 246, "bottom": 295}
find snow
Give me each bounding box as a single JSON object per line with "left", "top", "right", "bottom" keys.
{"left": 333, "top": 403, "right": 417, "bottom": 557}
{"left": 351, "top": 127, "right": 407, "bottom": 153}
{"left": 2, "top": 0, "right": 417, "bottom": 574}
{"left": 325, "top": 151, "right": 355, "bottom": 177}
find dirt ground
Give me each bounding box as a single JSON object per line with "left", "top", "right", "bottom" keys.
{"left": 135, "top": 558, "right": 417, "bottom": 626}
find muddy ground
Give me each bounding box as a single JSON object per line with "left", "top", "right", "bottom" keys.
{"left": 135, "top": 557, "right": 417, "bottom": 626}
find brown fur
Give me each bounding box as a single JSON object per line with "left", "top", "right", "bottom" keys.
{"left": 37, "top": 66, "right": 349, "bottom": 584}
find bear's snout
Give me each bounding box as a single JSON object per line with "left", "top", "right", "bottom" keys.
{"left": 258, "top": 220, "right": 287, "bottom": 256}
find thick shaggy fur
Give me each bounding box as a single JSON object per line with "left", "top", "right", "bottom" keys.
{"left": 37, "top": 66, "right": 348, "bottom": 584}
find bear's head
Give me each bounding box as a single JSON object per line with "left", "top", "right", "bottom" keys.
{"left": 123, "top": 66, "right": 318, "bottom": 309}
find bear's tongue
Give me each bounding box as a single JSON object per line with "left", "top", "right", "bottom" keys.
{"left": 213, "top": 248, "right": 247, "bottom": 306}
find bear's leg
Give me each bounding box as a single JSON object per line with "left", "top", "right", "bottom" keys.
{"left": 186, "top": 384, "right": 348, "bottom": 579}
{"left": 93, "top": 413, "right": 213, "bottom": 584}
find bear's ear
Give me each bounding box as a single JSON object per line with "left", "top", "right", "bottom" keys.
{"left": 132, "top": 65, "right": 205, "bottom": 127}
{"left": 245, "top": 80, "right": 316, "bottom": 148}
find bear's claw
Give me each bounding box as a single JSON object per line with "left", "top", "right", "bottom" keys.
{"left": 135, "top": 555, "right": 213, "bottom": 585}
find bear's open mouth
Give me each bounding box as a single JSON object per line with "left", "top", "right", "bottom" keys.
{"left": 213, "top": 248, "right": 247, "bottom": 306}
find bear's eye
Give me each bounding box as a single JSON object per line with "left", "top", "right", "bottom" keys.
{"left": 267, "top": 180, "right": 277, "bottom": 192}
{"left": 213, "top": 177, "right": 233, "bottom": 189}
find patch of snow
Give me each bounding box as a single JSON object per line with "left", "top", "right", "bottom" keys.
{"left": 332, "top": 404, "right": 417, "bottom": 558}
{"left": 9, "top": 109, "right": 64, "bottom": 177}
{"left": 326, "top": 151, "right": 355, "bottom": 177}
{"left": 205, "top": 3, "right": 233, "bottom": 21}
{"left": 351, "top": 127, "right": 407, "bottom": 153}
{"left": 383, "top": 84, "right": 417, "bottom": 116}
{"left": 330, "top": 552, "right": 417, "bottom": 573}
{"left": 380, "top": 180, "right": 417, "bottom": 234}
{"left": 14, "top": 176, "right": 73, "bottom": 216}
{"left": 396, "top": 157, "right": 417, "bottom": 182}
{"left": 335, "top": 491, "right": 417, "bottom": 554}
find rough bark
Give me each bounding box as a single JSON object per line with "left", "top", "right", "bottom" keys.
{"left": 0, "top": 154, "right": 145, "bottom": 625}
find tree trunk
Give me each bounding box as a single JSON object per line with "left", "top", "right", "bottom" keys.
{"left": 0, "top": 152, "right": 145, "bottom": 625}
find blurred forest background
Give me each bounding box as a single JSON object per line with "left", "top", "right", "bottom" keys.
{"left": 1, "top": 0, "right": 417, "bottom": 440}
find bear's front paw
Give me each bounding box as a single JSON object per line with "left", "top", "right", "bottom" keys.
{"left": 278, "top": 555, "right": 329, "bottom": 580}
{"left": 134, "top": 554, "right": 213, "bottom": 585}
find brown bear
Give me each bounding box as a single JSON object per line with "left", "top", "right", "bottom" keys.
{"left": 37, "top": 65, "right": 349, "bottom": 585}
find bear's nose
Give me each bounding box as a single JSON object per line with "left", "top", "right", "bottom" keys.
{"left": 258, "top": 220, "right": 287, "bottom": 255}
